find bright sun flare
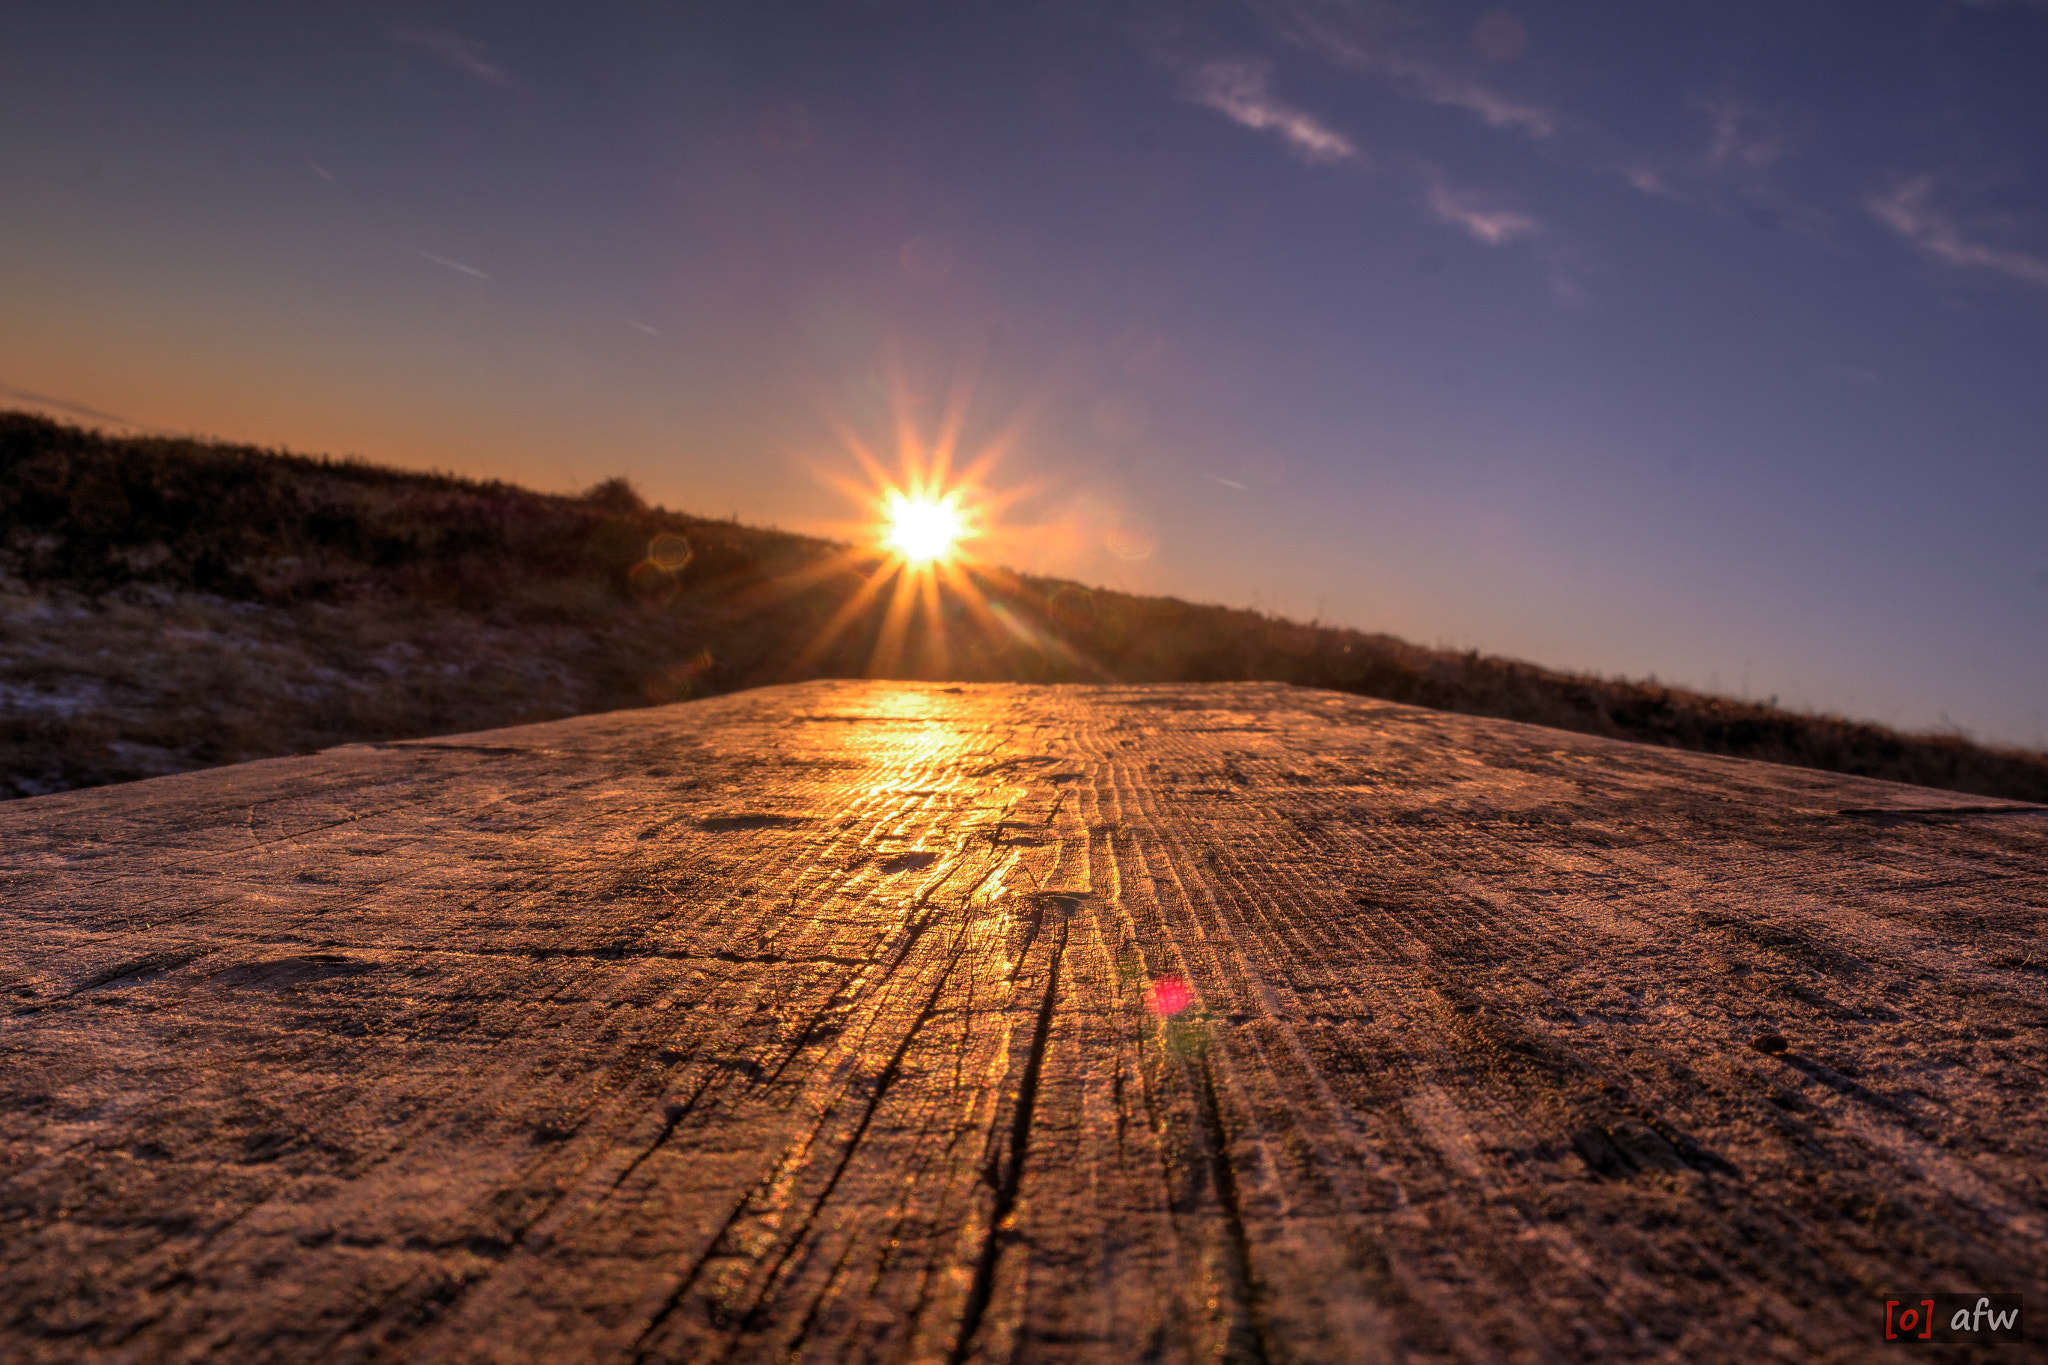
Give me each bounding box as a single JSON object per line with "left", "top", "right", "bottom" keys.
{"left": 884, "top": 494, "right": 964, "bottom": 563}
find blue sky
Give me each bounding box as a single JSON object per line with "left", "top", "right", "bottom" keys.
{"left": 4, "top": 1, "right": 2046, "bottom": 743}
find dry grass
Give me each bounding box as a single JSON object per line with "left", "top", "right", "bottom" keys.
{"left": 6, "top": 409, "right": 2046, "bottom": 803}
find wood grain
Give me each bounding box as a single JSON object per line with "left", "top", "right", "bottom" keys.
{"left": 3, "top": 682, "right": 2044, "bottom": 1363}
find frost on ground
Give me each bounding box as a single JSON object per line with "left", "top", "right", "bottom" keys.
{"left": 2, "top": 682, "right": 2042, "bottom": 1363}
{"left": 0, "top": 581, "right": 631, "bottom": 798}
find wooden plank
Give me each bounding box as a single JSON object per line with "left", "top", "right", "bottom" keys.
{"left": 2, "top": 681, "right": 2043, "bottom": 1363}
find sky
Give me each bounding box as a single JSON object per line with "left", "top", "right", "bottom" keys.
{"left": 4, "top": 1, "right": 2047, "bottom": 745}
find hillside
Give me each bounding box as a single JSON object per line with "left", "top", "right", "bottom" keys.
{"left": 5, "top": 408, "right": 2046, "bottom": 802}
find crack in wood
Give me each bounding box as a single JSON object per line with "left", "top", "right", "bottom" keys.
{"left": 948, "top": 916, "right": 1068, "bottom": 1365}
{"left": 1193, "top": 1049, "right": 1272, "bottom": 1365}
{"left": 631, "top": 923, "right": 976, "bottom": 1362}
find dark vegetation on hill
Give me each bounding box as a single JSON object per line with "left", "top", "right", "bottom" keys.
{"left": 5, "top": 408, "right": 2046, "bottom": 803}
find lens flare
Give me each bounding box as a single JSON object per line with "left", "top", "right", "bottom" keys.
{"left": 1147, "top": 977, "right": 1194, "bottom": 1016}
{"left": 884, "top": 493, "right": 964, "bottom": 563}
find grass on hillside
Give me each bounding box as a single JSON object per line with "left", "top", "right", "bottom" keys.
{"left": 5, "top": 409, "right": 2046, "bottom": 803}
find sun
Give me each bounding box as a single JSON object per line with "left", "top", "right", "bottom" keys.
{"left": 883, "top": 491, "right": 965, "bottom": 563}
{"left": 780, "top": 368, "right": 1079, "bottom": 680}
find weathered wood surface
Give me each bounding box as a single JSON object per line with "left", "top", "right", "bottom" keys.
{"left": 3, "top": 681, "right": 2044, "bottom": 1364}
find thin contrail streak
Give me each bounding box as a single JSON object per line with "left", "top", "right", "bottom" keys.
{"left": 416, "top": 250, "right": 492, "bottom": 280}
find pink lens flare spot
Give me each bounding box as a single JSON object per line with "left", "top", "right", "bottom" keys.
{"left": 1147, "top": 977, "right": 1193, "bottom": 1016}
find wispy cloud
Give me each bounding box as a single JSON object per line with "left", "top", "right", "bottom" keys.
{"left": 1867, "top": 176, "right": 2048, "bottom": 288}
{"left": 416, "top": 250, "right": 492, "bottom": 280}
{"left": 394, "top": 28, "right": 517, "bottom": 90}
{"left": 1613, "top": 96, "right": 1800, "bottom": 222}
{"left": 1374, "top": 49, "right": 1555, "bottom": 138}
{"left": 1281, "top": 13, "right": 1556, "bottom": 139}
{"left": 1425, "top": 174, "right": 1538, "bottom": 245}
{"left": 1543, "top": 249, "right": 1594, "bottom": 308}
{"left": 1621, "top": 164, "right": 1684, "bottom": 201}
{"left": 1187, "top": 60, "right": 1355, "bottom": 164}
{"left": 1698, "top": 97, "right": 1784, "bottom": 174}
